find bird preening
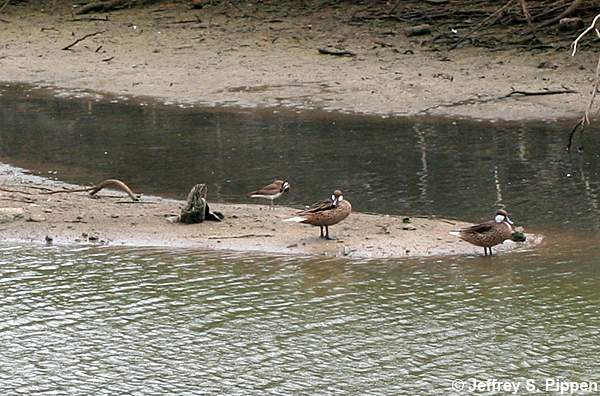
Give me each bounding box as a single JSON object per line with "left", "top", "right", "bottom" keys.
{"left": 247, "top": 179, "right": 524, "bottom": 255}
{"left": 284, "top": 189, "right": 352, "bottom": 240}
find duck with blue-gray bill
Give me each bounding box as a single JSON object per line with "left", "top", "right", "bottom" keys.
{"left": 284, "top": 189, "right": 351, "bottom": 240}
{"left": 452, "top": 209, "right": 516, "bottom": 256}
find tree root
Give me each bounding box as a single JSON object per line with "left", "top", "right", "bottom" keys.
{"left": 421, "top": 87, "right": 577, "bottom": 113}
{"left": 41, "top": 179, "right": 140, "bottom": 201}
{"left": 75, "top": 0, "right": 129, "bottom": 15}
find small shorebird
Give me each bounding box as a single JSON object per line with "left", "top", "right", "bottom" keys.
{"left": 247, "top": 179, "right": 290, "bottom": 209}
{"left": 284, "top": 189, "right": 352, "bottom": 240}
{"left": 451, "top": 209, "right": 516, "bottom": 256}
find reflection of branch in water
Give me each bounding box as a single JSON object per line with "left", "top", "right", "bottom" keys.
{"left": 579, "top": 165, "right": 600, "bottom": 218}
{"left": 516, "top": 129, "right": 527, "bottom": 162}
{"left": 494, "top": 165, "right": 504, "bottom": 208}
{"left": 415, "top": 127, "right": 429, "bottom": 207}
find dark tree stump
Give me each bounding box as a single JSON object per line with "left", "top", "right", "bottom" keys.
{"left": 179, "top": 184, "right": 223, "bottom": 224}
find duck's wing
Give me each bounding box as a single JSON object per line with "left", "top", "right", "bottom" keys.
{"left": 247, "top": 182, "right": 281, "bottom": 196}
{"left": 460, "top": 221, "right": 493, "bottom": 234}
{"left": 298, "top": 198, "right": 335, "bottom": 215}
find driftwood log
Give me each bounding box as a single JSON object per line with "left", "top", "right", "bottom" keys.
{"left": 179, "top": 184, "right": 223, "bottom": 224}
{"left": 41, "top": 178, "right": 140, "bottom": 201}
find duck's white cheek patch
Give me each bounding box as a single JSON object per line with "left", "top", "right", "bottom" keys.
{"left": 495, "top": 215, "right": 504, "bottom": 223}
{"left": 331, "top": 195, "right": 335, "bottom": 201}
{"left": 338, "top": 195, "right": 344, "bottom": 202}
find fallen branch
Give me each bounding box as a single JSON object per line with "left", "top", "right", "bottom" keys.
{"left": 519, "top": 0, "right": 539, "bottom": 39}
{"left": 41, "top": 179, "right": 140, "bottom": 201}
{"left": 567, "top": 118, "right": 586, "bottom": 152}
{"left": 0, "top": 187, "right": 34, "bottom": 195}
{"left": 450, "top": 0, "right": 515, "bottom": 50}
{"left": 421, "top": 87, "right": 577, "bottom": 113}
{"left": 568, "top": 13, "right": 600, "bottom": 151}
{"left": 75, "top": 0, "right": 127, "bottom": 15}
{"left": 506, "top": 88, "right": 577, "bottom": 97}
{"left": 0, "top": 0, "right": 10, "bottom": 14}
{"left": 62, "top": 31, "right": 105, "bottom": 51}
{"left": 538, "top": 0, "right": 583, "bottom": 29}
{"left": 208, "top": 234, "right": 274, "bottom": 239}
{"left": 71, "top": 16, "right": 110, "bottom": 22}
{"left": 318, "top": 47, "right": 356, "bottom": 57}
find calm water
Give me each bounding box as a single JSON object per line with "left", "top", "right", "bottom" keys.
{"left": 1, "top": 84, "right": 600, "bottom": 394}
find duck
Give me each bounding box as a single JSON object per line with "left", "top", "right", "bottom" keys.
{"left": 284, "top": 189, "right": 351, "bottom": 240}
{"left": 247, "top": 179, "right": 290, "bottom": 209}
{"left": 452, "top": 209, "right": 516, "bottom": 256}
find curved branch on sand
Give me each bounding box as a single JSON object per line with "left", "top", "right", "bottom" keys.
{"left": 41, "top": 179, "right": 140, "bottom": 201}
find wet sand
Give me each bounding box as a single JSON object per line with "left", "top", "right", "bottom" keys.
{"left": 0, "top": 3, "right": 556, "bottom": 257}
{"left": 0, "top": 2, "right": 597, "bottom": 121}
{"left": 0, "top": 163, "right": 539, "bottom": 258}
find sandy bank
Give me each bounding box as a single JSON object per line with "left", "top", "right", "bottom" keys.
{"left": 0, "top": 163, "right": 540, "bottom": 258}
{"left": 0, "top": 2, "right": 597, "bottom": 121}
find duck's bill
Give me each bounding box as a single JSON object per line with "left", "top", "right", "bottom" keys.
{"left": 506, "top": 217, "right": 514, "bottom": 225}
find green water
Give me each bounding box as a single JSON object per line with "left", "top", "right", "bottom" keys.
{"left": 0, "top": 83, "right": 600, "bottom": 394}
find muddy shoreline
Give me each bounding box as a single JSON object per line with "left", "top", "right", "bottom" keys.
{"left": 0, "top": 2, "right": 556, "bottom": 257}
{"left": 0, "top": 163, "right": 540, "bottom": 258}
{"left": 1, "top": 2, "right": 598, "bottom": 121}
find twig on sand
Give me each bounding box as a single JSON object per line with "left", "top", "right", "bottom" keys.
{"left": 421, "top": 87, "right": 576, "bottom": 113}
{"left": 62, "top": 31, "right": 106, "bottom": 51}
{"left": 0, "top": 187, "right": 34, "bottom": 195}
{"left": 568, "top": 13, "right": 600, "bottom": 151}
{"left": 506, "top": 88, "right": 577, "bottom": 97}
{"left": 0, "top": 0, "right": 11, "bottom": 14}
{"left": 41, "top": 179, "right": 140, "bottom": 201}
{"left": 208, "top": 234, "right": 274, "bottom": 239}
{"left": 318, "top": 47, "right": 356, "bottom": 57}
{"left": 75, "top": 0, "right": 127, "bottom": 15}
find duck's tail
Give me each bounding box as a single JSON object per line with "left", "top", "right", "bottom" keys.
{"left": 449, "top": 231, "right": 461, "bottom": 236}
{"left": 284, "top": 216, "right": 306, "bottom": 223}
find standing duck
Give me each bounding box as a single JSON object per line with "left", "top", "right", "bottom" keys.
{"left": 453, "top": 209, "right": 516, "bottom": 256}
{"left": 247, "top": 179, "right": 290, "bottom": 209}
{"left": 284, "top": 189, "right": 351, "bottom": 240}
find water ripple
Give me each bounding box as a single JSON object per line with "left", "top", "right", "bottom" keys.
{"left": 0, "top": 245, "right": 598, "bottom": 394}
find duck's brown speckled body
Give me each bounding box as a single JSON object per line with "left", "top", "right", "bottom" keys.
{"left": 284, "top": 190, "right": 351, "bottom": 240}
{"left": 457, "top": 209, "right": 515, "bottom": 256}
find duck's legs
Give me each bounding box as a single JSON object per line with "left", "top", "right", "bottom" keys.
{"left": 325, "top": 225, "right": 336, "bottom": 241}
{"left": 319, "top": 226, "right": 324, "bottom": 238}
{"left": 483, "top": 247, "right": 488, "bottom": 256}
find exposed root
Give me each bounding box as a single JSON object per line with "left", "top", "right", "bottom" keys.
{"left": 41, "top": 179, "right": 140, "bottom": 201}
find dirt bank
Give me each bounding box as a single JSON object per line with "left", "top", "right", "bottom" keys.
{"left": 0, "top": 163, "right": 540, "bottom": 258}
{"left": 1, "top": 1, "right": 598, "bottom": 120}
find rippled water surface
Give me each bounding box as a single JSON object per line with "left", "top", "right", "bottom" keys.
{"left": 1, "top": 84, "right": 600, "bottom": 394}
{"left": 1, "top": 245, "right": 599, "bottom": 395}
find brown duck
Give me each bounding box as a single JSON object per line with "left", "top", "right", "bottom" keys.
{"left": 453, "top": 209, "right": 515, "bottom": 256}
{"left": 247, "top": 179, "right": 290, "bottom": 209}
{"left": 284, "top": 189, "right": 352, "bottom": 240}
